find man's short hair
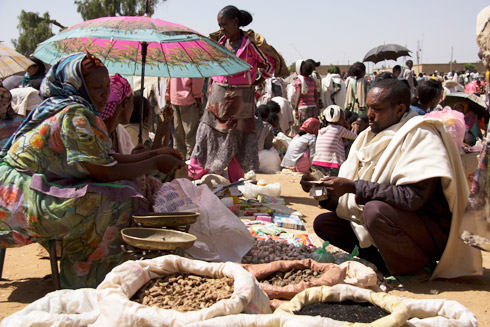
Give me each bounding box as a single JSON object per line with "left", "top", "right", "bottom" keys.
{"left": 267, "top": 100, "right": 281, "bottom": 113}
{"left": 371, "top": 79, "right": 411, "bottom": 111}
{"left": 392, "top": 65, "right": 401, "bottom": 73}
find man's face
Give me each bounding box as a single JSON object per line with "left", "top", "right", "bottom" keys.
{"left": 366, "top": 87, "right": 406, "bottom": 133}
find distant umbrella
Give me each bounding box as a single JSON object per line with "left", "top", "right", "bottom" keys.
{"left": 0, "top": 43, "right": 35, "bottom": 79}
{"left": 363, "top": 44, "right": 411, "bottom": 64}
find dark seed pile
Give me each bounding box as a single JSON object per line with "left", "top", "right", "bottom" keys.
{"left": 294, "top": 300, "right": 389, "bottom": 323}
{"left": 261, "top": 269, "right": 320, "bottom": 286}
{"left": 132, "top": 273, "right": 234, "bottom": 312}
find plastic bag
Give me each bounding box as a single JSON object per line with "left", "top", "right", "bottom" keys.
{"left": 1, "top": 289, "right": 99, "bottom": 327}
{"left": 152, "top": 178, "right": 254, "bottom": 262}
{"left": 310, "top": 241, "right": 334, "bottom": 263}
{"left": 238, "top": 182, "right": 281, "bottom": 199}
{"left": 425, "top": 107, "right": 465, "bottom": 149}
{"left": 258, "top": 148, "right": 281, "bottom": 173}
{"left": 92, "top": 255, "right": 271, "bottom": 327}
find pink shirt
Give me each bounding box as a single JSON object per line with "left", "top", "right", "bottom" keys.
{"left": 165, "top": 78, "right": 205, "bottom": 106}
{"left": 294, "top": 77, "right": 316, "bottom": 108}
{"left": 312, "top": 124, "right": 357, "bottom": 169}
{"left": 212, "top": 34, "right": 275, "bottom": 86}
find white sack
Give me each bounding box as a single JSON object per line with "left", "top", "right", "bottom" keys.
{"left": 258, "top": 148, "right": 281, "bottom": 173}
{"left": 403, "top": 298, "right": 477, "bottom": 327}
{"left": 1, "top": 289, "right": 98, "bottom": 327}
{"left": 92, "top": 255, "right": 271, "bottom": 327}
{"left": 153, "top": 178, "right": 254, "bottom": 262}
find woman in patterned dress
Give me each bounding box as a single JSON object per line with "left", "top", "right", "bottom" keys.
{"left": 0, "top": 52, "right": 183, "bottom": 288}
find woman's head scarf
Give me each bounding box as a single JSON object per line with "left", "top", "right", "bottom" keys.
{"left": 100, "top": 73, "right": 132, "bottom": 120}
{"left": 299, "top": 117, "right": 320, "bottom": 135}
{"left": 1, "top": 52, "right": 106, "bottom": 157}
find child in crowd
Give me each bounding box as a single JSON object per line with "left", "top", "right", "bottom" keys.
{"left": 281, "top": 118, "right": 320, "bottom": 173}
{"left": 312, "top": 105, "right": 357, "bottom": 176}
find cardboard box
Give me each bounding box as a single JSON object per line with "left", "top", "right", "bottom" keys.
{"left": 273, "top": 214, "right": 305, "bottom": 231}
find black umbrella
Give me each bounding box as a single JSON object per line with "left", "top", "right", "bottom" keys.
{"left": 363, "top": 44, "right": 411, "bottom": 64}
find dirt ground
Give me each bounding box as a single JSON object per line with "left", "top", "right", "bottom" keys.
{"left": 0, "top": 172, "right": 489, "bottom": 324}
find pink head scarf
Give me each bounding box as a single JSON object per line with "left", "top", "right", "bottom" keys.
{"left": 299, "top": 117, "right": 320, "bottom": 135}
{"left": 100, "top": 73, "right": 132, "bottom": 120}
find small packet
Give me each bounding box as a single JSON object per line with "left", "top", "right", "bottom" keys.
{"left": 310, "top": 241, "right": 335, "bottom": 263}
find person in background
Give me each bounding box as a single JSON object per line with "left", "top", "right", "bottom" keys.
{"left": 321, "top": 65, "right": 347, "bottom": 108}
{"left": 344, "top": 62, "right": 369, "bottom": 114}
{"left": 21, "top": 57, "right": 46, "bottom": 90}
{"left": 403, "top": 60, "right": 415, "bottom": 96}
{"left": 0, "top": 84, "right": 24, "bottom": 150}
{"left": 0, "top": 52, "right": 184, "bottom": 288}
{"left": 189, "top": 5, "right": 275, "bottom": 182}
{"left": 100, "top": 74, "right": 135, "bottom": 154}
{"left": 281, "top": 118, "right": 320, "bottom": 173}
{"left": 294, "top": 60, "right": 319, "bottom": 125}
{"left": 410, "top": 80, "right": 443, "bottom": 115}
{"left": 165, "top": 77, "right": 205, "bottom": 160}
{"left": 255, "top": 104, "right": 274, "bottom": 152}
{"left": 270, "top": 97, "right": 294, "bottom": 135}
{"left": 312, "top": 105, "right": 357, "bottom": 177}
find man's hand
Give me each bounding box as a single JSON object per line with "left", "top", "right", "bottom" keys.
{"left": 321, "top": 177, "right": 356, "bottom": 198}
{"left": 300, "top": 173, "right": 316, "bottom": 192}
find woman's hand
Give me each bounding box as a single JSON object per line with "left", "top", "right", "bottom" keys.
{"left": 155, "top": 154, "right": 184, "bottom": 173}
{"left": 131, "top": 144, "right": 147, "bottom": 154}
{"left": 155, "top": 147, "right": 184, "bottom": 160}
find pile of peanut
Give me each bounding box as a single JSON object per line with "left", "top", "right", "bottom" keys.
{"left": 241, "top": 239, "right": 316, "bottom": 264}
{"left": 261, "top": 269, "right": 320, "bottom": 287}
{"left": 132, "top": 273, "right": 234, "bottom": 311}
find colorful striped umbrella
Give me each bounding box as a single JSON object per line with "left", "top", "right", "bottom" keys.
{"left": 33, "top": 16, "right": 250, "bottom": 78}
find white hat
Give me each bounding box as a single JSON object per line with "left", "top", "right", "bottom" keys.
{"left": 323, "top": 105, "right": 342, "bottom": 123}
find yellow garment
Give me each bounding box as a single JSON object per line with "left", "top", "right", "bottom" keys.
{"left": 336, "top": 109, "right": 482, "bottom": 279}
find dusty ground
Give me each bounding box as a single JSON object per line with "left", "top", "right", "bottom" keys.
{"left": 0, "top": 172, "right": 489, "bottom": 324}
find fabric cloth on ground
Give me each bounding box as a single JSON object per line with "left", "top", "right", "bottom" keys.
{"left": 335, "top": 109, "right": 481, "bottom": 279}
{"left": 0, "top": 53, "right": 148, "bottom": 289}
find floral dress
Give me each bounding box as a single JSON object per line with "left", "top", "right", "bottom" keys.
{"left": 0, "top": 105, "right": 144, "bottom": 289}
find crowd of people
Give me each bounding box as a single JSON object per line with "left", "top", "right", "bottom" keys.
{"left": 0, "top": 4, "right": 489, "bottom": 291}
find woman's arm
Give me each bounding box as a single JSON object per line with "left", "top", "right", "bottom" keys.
{"left": 113, "top": 147, "right": 183, "bottom": 163}
{"left": 82, "top": 153, "right": 183, "bottom": 183}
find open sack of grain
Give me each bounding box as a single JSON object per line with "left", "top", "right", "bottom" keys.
{"left": 91, "top": 255, "right": 271, "bottom": 327}
{"left": 274, "top": 284, "right": 477, "bottom": 327}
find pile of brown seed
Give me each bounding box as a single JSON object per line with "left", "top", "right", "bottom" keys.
{"left": 132, "top": 273, "right": 234, "bottom": 312}
{"left": 261, "top": 269, "right": 320, "bottom": 287}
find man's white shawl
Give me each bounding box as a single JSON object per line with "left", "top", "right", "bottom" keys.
{"left": 336, "top": 109, "right": 482, "bottom": 279}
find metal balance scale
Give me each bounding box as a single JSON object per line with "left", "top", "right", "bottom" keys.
{"left": 121, "top": 212, "right": 199, "bottom": 260}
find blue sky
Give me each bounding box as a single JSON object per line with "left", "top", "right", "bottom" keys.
{"left": 1, "top": 0, "right": 488, "bottom": 70}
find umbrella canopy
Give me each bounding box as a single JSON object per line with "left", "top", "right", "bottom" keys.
{"left": 363, "top": 44, "right": 411, "bottom": 64}
{"left": 0, "top": 43, "right": 35, "bottom": 79}
{"left": 33, "top": 16, "right": 250, "bottom": 78}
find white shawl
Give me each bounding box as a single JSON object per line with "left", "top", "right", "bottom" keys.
{"left": 336, "top": 109, "right": 482, "bottom": 279}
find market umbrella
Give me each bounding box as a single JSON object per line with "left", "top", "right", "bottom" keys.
{"left": 362, "top": 44, "right": 411, "bottom": 64}
{"left": 0, "top": 43, "right": 35, "bottom": 79}
{"left": 33, "top": 16, "right": 251, "bottom": 143}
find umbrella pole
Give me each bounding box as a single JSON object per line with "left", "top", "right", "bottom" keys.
{"left": 139, "top": 41, "right": 148, "bottom": 145}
